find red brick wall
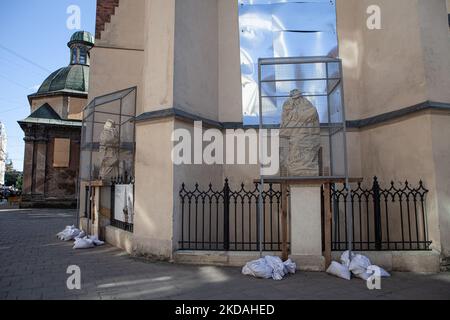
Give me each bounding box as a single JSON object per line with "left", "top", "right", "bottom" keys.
{"left": 96, "top": 0, "right": 120, "bottom": 39}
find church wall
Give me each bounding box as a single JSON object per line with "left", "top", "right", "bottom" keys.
{"left": 173, "top": 0, "right": 219, "bottom": 121}
{"left": 417, "top": 0, "right": 450, "bottom": 104}
{"left": 337, "top": 0, "right": 450, "bottom": 121}
{"left": 335, "top": 0, "right": 450, "bottom": 256}
{"left": 96, "top": 0, "right": 145, "bottom": 51}
{"left": 337, "top": 0, "right": 428, "bottom": 120}
{"left": 133, "top": 118, "right": 176, "bottom": 259}
{"left": 335, "top": 0, "right": 365, "bottom": 121}
{"left": 430, "top": 112, "right": 450, "bottom": 256}
{"left": 90, "top": 0, "right": 450, "bottom": 260}
{"left": 67, "top": 96, "right": 87, "bottom": 120}
{"left": 172, "top": 120, "right": 224, "bottom": 251}
{"left": 30, "top": 96, "right": 65, "bottom": 117}
{"left": 88, "top": 0, "right": 145, "bottom": 113}
{"left": 357, "top": 112, "right": 442, "bottom": 255}
{"left": 141, "top": 0, "right": 176, "bottom": 115}
{"left": 218, "top": 0, "right": 242, "bottom": 123}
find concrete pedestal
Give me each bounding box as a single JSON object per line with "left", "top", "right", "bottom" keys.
{"left": 289, "top": 185, "right": 325, "bottom": 271}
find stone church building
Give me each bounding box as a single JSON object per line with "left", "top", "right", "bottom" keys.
{"left": 81, "top": 0, "right": 450, "bottom": 272}
{"left": 19, "top": 31, "right": 94, "bottom": 208}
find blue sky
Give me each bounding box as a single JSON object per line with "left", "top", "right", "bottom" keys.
{"left": 0, "top": 0, "right": 96, "bottom": 170}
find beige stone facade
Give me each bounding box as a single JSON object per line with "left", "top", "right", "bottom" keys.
{"left": 84, "top": 0, "right": 450, "bottom": 270}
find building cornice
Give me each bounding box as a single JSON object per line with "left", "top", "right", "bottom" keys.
{"left": 135, "top": 101, "right": 450, "bottom": 130}
{"left": 347, "top": 101, "right": 450, "bottom": 129}
{"left": 27, "top": 90, "right": 88, "bottom": 104}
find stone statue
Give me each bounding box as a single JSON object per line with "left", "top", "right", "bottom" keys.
{"left": 99, "top": 120, "right": 120, "bottom": 180}
{"left": 280, "top": 89, "right": 321, "bottom": 176}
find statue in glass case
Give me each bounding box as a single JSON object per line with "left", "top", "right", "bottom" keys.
{"left": 99, "top": 119, "right": 120, "bottom": 180}
{"left": 280, "top": 89, "right": 321, "bottom": 177}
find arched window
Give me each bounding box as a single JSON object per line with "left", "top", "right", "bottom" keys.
{"left": 71, "top": 47, "right": 78, "bottom": 64}
{"left": 79, "top": 47, "right": 87, "bottom": 65}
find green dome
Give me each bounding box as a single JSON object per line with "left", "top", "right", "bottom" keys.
{"left": 37, "top": 64, "right": 89, "bottom": 94}
{"left": 68, "top": 31, "right": 95, "bottom": 47}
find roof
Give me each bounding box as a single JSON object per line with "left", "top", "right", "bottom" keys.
{"left": 28, "top": 103, "right": 61, "bottom": 120}
{"left": 37, "top": 64, "right": 89, "bottom": 95}
{"left": 68, "top": 31, "right": 95, "bottom": 47}
{"left": 18, "top": 103, "right": 82, "bottom": 128}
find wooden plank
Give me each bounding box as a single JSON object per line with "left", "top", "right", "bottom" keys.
{"left": 323, "top": 183, "right": 332, "bottom": 269}
{"left": 254, "top": 176, "right": 363, "bottom": 185}
{"left": 281, "top": 183, "right": 289, "bottom": 261}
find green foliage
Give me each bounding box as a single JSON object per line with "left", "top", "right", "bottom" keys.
{"left": 4, "top": 160, "right": 23, "bottom": 190}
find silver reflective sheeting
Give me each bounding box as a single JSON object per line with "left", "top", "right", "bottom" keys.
{"left": 238, "top": 0, "right": 338, "bottom": 125}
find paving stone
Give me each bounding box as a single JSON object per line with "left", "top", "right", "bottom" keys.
{"left": 1, "top": 208, "right": 450, "bottom": 300}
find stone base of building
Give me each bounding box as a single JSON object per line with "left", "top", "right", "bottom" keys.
{"left": 105, "top": 225, "right": 134, "bottom": 254}
{"left": 331, "top": 250, "right": 441, "bottom": 273}
{"left": 20, "top": 196, "right": 77, "bottom": 209}
{"left": 289, "top": 255, "right": 326, "bottom": 272}
{"left": 173, "top": 251, "right": 284, "bottom": 267}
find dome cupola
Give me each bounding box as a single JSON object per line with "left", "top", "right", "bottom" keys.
{"left": 67, "top": 31, "right": 95, "bottom": 66}
{"left": 33, "top": 31, "right": 94, "bottom": 96}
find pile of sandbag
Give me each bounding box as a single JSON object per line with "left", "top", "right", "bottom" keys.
{"left": 242, "top": 256, "right": 297, "bottom": 281}
{"left": 56, "top": 226, "right": 104, "bottom": 250}
{"left": 73, "top": 235, "right": 105, "bottom": 250}
{"left": 57, "top": 225, "right": 84, "bottom": 241}
{"left": 326, "top": 251, "right": 390, "bottom": 281}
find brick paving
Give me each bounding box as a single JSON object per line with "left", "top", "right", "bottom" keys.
{"left": 0, "top": 208, "right": 449, "bottom": 300}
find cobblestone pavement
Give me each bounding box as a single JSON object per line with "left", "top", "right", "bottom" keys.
{"left": 1, "top": 208, "right": 449, "bottom": 300}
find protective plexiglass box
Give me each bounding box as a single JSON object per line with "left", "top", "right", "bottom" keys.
{"left": 258, "top": 56, "right": 349, "bottom": 180}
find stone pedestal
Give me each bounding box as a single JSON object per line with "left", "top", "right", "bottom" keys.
{"left": 289, "top": 185, "right": 325, "bottom": 271}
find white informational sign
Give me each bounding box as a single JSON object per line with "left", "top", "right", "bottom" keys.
{"left": 0, "top": 123, "right": 7, "bottom": 186}
{"left": 114, "top": 184, "right": 134, "bottom": 224}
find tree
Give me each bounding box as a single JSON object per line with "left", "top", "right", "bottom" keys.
{"left": 4, "top": 160, "right": 23, "bottom": 190}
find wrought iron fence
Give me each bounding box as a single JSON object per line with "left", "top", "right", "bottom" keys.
{"left": 179, "top": 179, "right": 288, "bottom": 251}
{"left": 110, "top": 175, "right": 134, "bottom": 233}
{"left": 328, "top": 177, "right": 431, "bottom": 251}
{"left": 180, "top": 177, "right": 431, "bottom": 253}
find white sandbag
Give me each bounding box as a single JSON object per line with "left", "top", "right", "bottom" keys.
{"left": 242, "top": 256, "right": 295, "bottom": 280}
{"left": 283, "top": 259, "right": 297, "bottom": 275}
{"left": 340, "top": 250, "right": 356, "bottom": 267}
{"left": 357, "top": 266, "right": 391, "bottom": 281}
{"left": 88, "top": 235, "right": 105, "bottom": 246}
{"left": 75, "top": 230, "right": 86, "bottom": 240}
{"left": 355, "top": 272, "right": 371, "bottom": 281}
{"left": 326, "top": 261, "right": 352, "bottom": 280}
{"left": 379, "top": 267, "right": 391, "bottom": 278}
{"left": 242, "top": 258, "right": 273, "bottom": 279}
{"left": 367, "top": 265, "right": 391, "bottom": 278}
{"left": 57, "top": 225, "right": 81, "bottom": 241}
{"left": 73, "top": 237, "right": 95, "bottom": 249}
{"left": 349, "top": 254, "right": 371, "bottom": 275}
{"left": 264, "top": 256, "right": 286, "bottom": 281}
{"left": 56, "top": 225, "right": 72, "bottom": 240}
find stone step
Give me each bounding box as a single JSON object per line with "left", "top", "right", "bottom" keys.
{"left": 440, "top": 257, "right": 450, "bottom": 272}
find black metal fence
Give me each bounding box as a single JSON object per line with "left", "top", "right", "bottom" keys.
{"left": 110, "top": 176, "right": 134, "bottom": 233}
{"left": 179, "top": 179, "right": 287, "bottom": 251}
{"left": 328, "top": 177, "right": 431, "bottom": 251}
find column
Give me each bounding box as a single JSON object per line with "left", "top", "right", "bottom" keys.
{"left": 289, "top": 185, "right": 325, "bottom": 271}
{"left": 34, "top": 127, "right": 48, "bottom": 196}
{"left": 22, "top": 133, "right": 35, "bottom": 196}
